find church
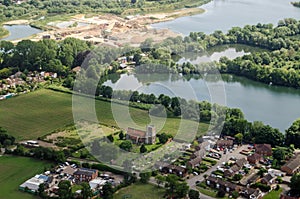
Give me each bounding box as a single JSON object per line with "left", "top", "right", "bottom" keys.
{"left": 126, "top": 125, "right": 156, "bottom": 144}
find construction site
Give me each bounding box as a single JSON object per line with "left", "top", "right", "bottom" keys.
{"left": 30, "top": 7, "right": 204, "bottom": 46}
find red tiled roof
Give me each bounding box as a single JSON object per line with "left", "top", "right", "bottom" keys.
{"left": 127, "top": 127, "right": 146, "bottom": 138}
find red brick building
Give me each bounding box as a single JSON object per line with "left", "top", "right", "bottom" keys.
{"left": 74, "top": 168, "right": 98, "bottom": 182}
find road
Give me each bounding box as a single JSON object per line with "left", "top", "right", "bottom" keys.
{"left": 187, "top": 145, "right": 249, "bottom": 188}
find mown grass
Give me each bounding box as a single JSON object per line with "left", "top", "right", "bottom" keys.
{"left": 113, "top": 183, "right": 165, "bottom": 199}
{"left": 262, "top": 188, "right": 283, "bottom": 199}
{"left": 0, "top": 155, "right": 52, "bottom": 199}
{"left": 0, "top": 89, "right": 209, "bottom": 141}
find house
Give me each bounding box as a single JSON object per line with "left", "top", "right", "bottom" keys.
{"left": 247, "top": 153, "right": 263, "bottom": 164}
{"left": 126, "top": 125, "right": 156, "bottom": 144}
{"left": 236, "top": 158, "right": 248, "bottom": 168}
{"left": 281, "top": 153, "right": 300, "bottom": 175}
{"left": 62, "top": 166, "right": 76, "bottom": 176}
{"left": 74, "top": 168, "right": 98, "bottom": 182}
{"left": 240, "top": 187, "right": 262, "bottom": 199}
{"left": 255, "top": 144, "right": 272, "bottom": 156}
{"left": 260, "top": 174, "right": 276, "bottom": 186}
{"left": 224, "top": 158, "right": 247, "bottom": 178}
{"left": 280, "top": 193, "right": 300, "bottom": 199}
{"left": 224, "top": 165, "right": 241, "bottom": 178}
{"left": 206, "top": 176, "right": 241, "bottom": 193}
{"left": 166, "top": 165, "right": 187, "bottom": 177}
{"left": 216, "top": 139, "right": 233, "bottom": 149}
{"left": 89, "top": 178, "right": 107, "bottom": 190}
{"left": 187, "top": 157, "right": 202, "bottom": 168}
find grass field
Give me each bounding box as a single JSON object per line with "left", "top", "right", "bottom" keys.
{"left": 0, "top": 155, "right": 52, "bottom": 199}
{"left": 0, "top": 89, "right": 209, "bottom": 140}
{"left": 113, "top": 183, "right": 165, "bottom": 199}
{"left": 262, "top": 188, "right": 282, "bottom": 199}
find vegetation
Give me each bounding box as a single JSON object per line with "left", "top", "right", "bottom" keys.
{"left": 289, "top": 173, "right": 300, "bottom": 196}
{"left": 0, "top": 0, "right": 209, "bottom": 24}
{"left": 113, "top": 183, "right": 165, "bottom": 199}
{"left": 0, "top": 155, "right": 51, "bottom": 199}
{"left": 262, "top": 188, "right": 283, "bottom": 199}
{"left": 291, "top": 1, "right": 300, "bottom": 7}
{"left": 285, "top": 118, "right": 300, "bottom": 148}
{"left": 0, "top": 89, "right": 209, "bottom": 140}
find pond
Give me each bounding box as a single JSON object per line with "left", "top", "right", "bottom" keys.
{"left": 2, "top": 25, "right": 43, "bottom": 41}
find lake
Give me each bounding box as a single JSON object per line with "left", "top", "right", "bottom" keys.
{"left": 104, "top": 46, "right": 300, "bottom": 132}
{"left": 2, "top": 25, "right": 42, "bottom": 41}
{"left": 152, "top": 0, "right": 300, "bottom": 34}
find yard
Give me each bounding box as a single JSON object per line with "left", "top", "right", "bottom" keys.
{"left": 0, "top": 89, "right": 209, "bottom": 141}
{"left": 0, "top": 155, "right": 52, "bottom": 199}
{"left": 113, "top": 183, "right": 165, "bottom": 199}
{"left": 262, "top": 188, "right": 283, "bottom": 199}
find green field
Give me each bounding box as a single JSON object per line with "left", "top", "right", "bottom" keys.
{"left": 0, "top": 89, "right": 208, "bottom": 140}
{"left": 262, "top": 188, "right": 282, "bottom": 199}
{"left": 0, "top": 155, "right": 52, "bottom": 199}
{"left": 113, "top": 183, "right": 165, "bottom": 199}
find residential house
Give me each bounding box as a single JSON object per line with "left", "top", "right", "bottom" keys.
{"left": 224, "top": 165, "right": 241, "bottom": 178}
{"left": 206, "top": 176, "right": 241, "bottom": 193}
{"left": 126, "top": 125, "right": 156, "bottom": 144}
{"left": 240, "top": 187, "right": 262, "bottom": 199}
{"left": 247, "top": 153, "right": 263, "bottom": 165}
{"left": 260, "top": 173, "right": 276, "bottom": 186}
{"left": 224, "top": 158, "right": 247, "bottom": 178}
{"left": 281, "top": 153, "right": 300, "bottom": 175}
{"left": 74, "top": 168, "right": 98, "bottom": 182}
{"left": 255, "top": 144, "right": 272, "bottom": 156}
{"left": 187, "top": 157, "right": 202, "bottom": 169}
{"left": 236, "top": 158, "right": 248, "bottom": 168}
{"left": 155, "top": 161, "right": 187, "bottom": 177}
{"left": 216, "top": 139, "right": 233, "bottom": 149}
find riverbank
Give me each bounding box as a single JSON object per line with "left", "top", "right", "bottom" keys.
{"left": 0, "top": 26, "right": 9, "bottom": 39}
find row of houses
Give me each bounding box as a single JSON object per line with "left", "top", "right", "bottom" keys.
{"left": 206, "top": 176, "right": 263, "bottom": 199}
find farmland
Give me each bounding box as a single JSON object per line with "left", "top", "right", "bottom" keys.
{"left": 0, "top": 89, "right": 209, "bottom": 141}
{"left": 0, "top": 155, "right": 52, "bottom": 199}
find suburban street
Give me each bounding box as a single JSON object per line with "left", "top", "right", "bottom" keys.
{"left": 187, "top": 145, "right": 249, "bottom": 188}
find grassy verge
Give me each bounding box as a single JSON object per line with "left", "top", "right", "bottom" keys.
{"left": 0, "top": 155, "right": 52, "bottom": 199}
{"left": 113, "top": 183, "right": 165, "bottom": 199}
{"left": 0, "top": 89, "right": 209, "bottom": 141}
{"left": 197, "top": 187, "right": 229, "bottom": 199}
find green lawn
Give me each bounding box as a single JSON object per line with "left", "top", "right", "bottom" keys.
{"left": 262, "top": 188, "right": 282, "bottom": 199}
{"left": 0, "top": 155, "right": 52, "bottom": 199}
{"left": 0, "top": 89, "right": 209, "bottom": 141}
{"left": 197, "top": 187, "right": 229, "bottom": 199}
{"left": 113, "top": 183, "right": 165, "bottom": 199}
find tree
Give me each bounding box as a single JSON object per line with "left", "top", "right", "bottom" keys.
{"left": 188, "top": 189, "right": 200, "bottom": 199}
{"left": 158, "top": 133, "right": 168, "bottom": 144}
{"left": 155, "top": 175, "right": 165, "bottom": 187}
{"left": 290, "top": 173, "right": 300, "bottom": 195}
{"left": 102, "top": 183, "right": 114, "bottom": 199}
{"left": 38, "top": 183, "right": 46, "bottom": 198}
{"left": 286, "top": 119, "right": 300, "bottom": 148}
{"left": 139, "top": 172, "right": 151, "bottom": 183}
{"left": 232, "top": 191, "right": 239, "bottom": 199}
{"left": 119, "top": 131, "right": 125, "bottom": 140}
{"left": 119, "top": 140, "right": 132, "bottom": 151}
{"left": 107, "top": 134, "right": 114, "bottom": 142}
{"left": 81, "top": 182, "right": 93, "bottom": 199}
{"left": 217, "top": 189, "right": 226, "bottom": 197}
{"left": 140, "top": 144, "right": 147, "bottom": 153}
{"left": 58, "top": 180, "right": 72, "bottom": 199}
{"left": 234, "top": 133, "right": 243, "bottom": 145}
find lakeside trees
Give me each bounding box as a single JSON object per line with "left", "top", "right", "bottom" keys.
{"left": 285, "top": 118, "right": 300, "bottom": 148}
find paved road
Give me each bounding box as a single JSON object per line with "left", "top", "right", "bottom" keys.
{"left": 187, "top": 145, "right": 249, "bottom": 188}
